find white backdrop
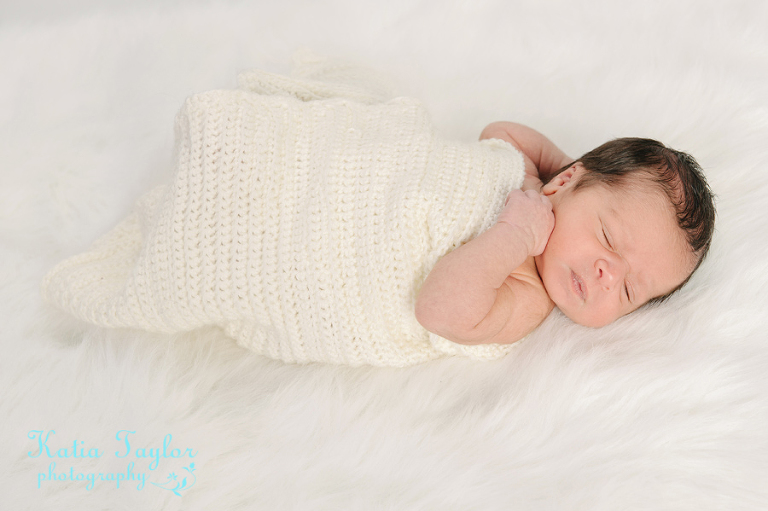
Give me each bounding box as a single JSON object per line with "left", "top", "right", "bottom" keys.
{"left": 2, "top": 1, "right": 767, "bottom": 509}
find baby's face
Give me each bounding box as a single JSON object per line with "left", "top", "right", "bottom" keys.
{"left": 534, "top": 164, "right": 695, "bottom": 328}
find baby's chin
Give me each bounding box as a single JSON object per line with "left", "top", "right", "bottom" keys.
{"left": 555, "top": 304, "right": 615, "bottom": 329}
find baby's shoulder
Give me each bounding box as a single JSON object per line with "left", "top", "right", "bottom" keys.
{"left": 506, "top": 256, "right": 554, "bottom": 326}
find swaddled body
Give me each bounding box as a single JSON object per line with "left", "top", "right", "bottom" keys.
{"left": 42, "top": 69, "right": 526, "bottom": 366}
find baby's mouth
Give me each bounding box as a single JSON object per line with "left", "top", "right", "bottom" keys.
{"left": 571, "top": 270, "right": 587, "bottom": 301}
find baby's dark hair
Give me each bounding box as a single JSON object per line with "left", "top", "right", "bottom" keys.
{"left": 546, "top": 137, "right": 716, "bottom": 304}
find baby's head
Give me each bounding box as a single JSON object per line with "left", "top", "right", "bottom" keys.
{"left": 534, "top": 138, "right": 715, "bottom": 327}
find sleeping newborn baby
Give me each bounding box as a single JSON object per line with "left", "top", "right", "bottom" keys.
{"left": 417, "top": 122, "right": 715, "bottom": 345}
{"left": 41, "top": 59, "right": 715, "bottom": 367}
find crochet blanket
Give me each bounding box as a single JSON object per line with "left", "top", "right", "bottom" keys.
{"left": 41, "top": 69, "right": 525, "bottom": 367}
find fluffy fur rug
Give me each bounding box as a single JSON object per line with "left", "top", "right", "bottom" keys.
{"left": 2, "top": 1, "right": 767, "bottom": 509}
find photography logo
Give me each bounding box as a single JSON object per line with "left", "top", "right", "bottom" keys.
{"left": 28, "top": 429, "right": 198, "bottom": 495}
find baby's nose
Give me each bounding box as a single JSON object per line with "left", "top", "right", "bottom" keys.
{"left": 595, "top": 258, "right": 623, "bottom": 290}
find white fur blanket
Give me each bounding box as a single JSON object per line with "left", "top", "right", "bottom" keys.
{"left": 2, "top": 1, "right": 767, "bottom": 509}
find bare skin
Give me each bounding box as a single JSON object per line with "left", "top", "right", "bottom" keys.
{"left": 414, "top": 189, "right": 555, "bottom": 345}
{"left": 415, "top": 122, "right": 565, "bottom": 345}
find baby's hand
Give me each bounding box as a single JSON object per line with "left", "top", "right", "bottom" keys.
{"left": 497, "top": 189, "right": 554, "bottom": 256}
{"left": 521, "top": 156, "right": 544, "bottom": 193}
{"left": 521, "top": 172, "right": 544, "bottom": 193}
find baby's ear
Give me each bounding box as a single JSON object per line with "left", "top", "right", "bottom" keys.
{"left": 541, "top": 163, "right": 585, "bottom": 196}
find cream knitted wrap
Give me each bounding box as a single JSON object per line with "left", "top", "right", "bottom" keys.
{"left": 42, "top": 61, "right": 526, "bottom": 367}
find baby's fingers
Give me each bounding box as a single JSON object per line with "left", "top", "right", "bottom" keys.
{"left": 504, "top": 188, "right": 524, "bottom": 206}
{"left": 522, "top": 189, "right": 553, "bottom": 209}
{"left": 521, "top": 174, "right": 544, "bottom": 193}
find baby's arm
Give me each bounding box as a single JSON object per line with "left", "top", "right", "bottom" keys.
{"left": 415, "top": 189, "right": 554, "bottom": 345}
{"left": 480, "top": 122, "right": 573, "bottom": 190}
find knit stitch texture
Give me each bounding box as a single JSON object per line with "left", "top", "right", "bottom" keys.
{"left": 41, "top": 62, "right": 526, "bottom": 367}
